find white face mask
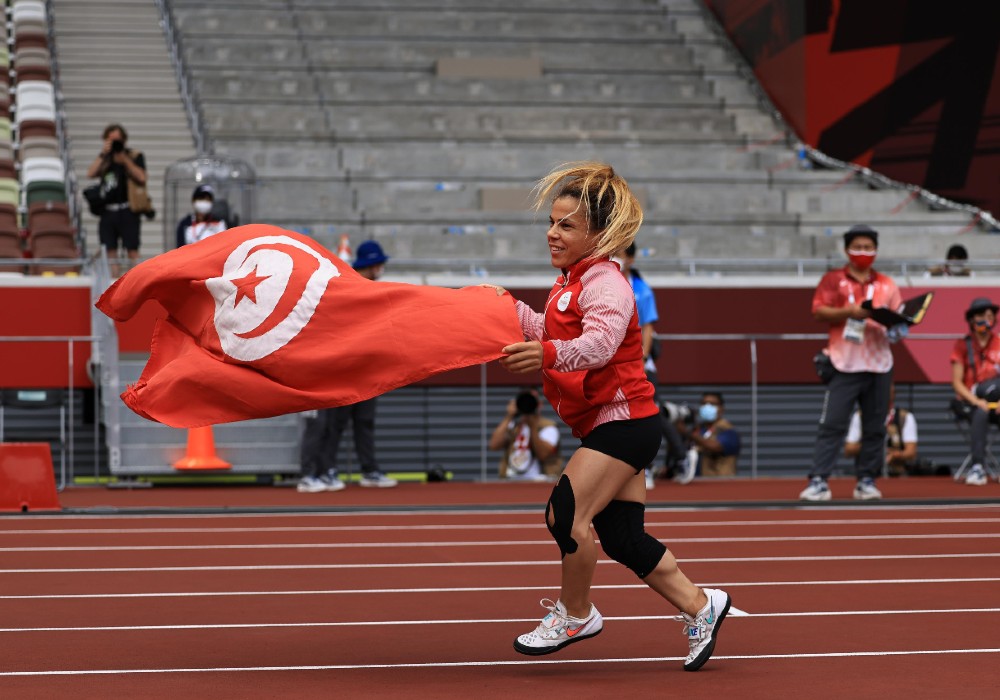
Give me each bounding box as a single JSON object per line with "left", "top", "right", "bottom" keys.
{"left": 193, "top": 200, "right": 213, "bottom": 215}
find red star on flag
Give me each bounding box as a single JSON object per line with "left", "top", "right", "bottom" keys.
{"left": 230, "top": 266, "right": 270, "bottom": 307}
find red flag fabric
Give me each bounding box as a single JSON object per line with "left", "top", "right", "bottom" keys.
{"left": 96, "top": 224, "right": 523, "bottom": 428}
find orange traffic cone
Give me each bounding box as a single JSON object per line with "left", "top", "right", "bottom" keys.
{"left": 336, "top": 234, "right": 352, "bottom": 264}
{"left": 173, "top": 426, "right": 232, "bottom": 470}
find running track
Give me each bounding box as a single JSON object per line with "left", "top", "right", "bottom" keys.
{"left": 1, "top": 486, "right": 999, "bottom": 698}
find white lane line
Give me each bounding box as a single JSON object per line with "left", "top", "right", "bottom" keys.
{"left": 1, "top": 607, "right": 998, "bottom": 634}
{"left": 3, "top": 517, "right": 1000, "bottom": 535}
{"left": 3, "top": 532, "right": 1000, "bottom": 552}
{"left": 2, "top": 577, "right": 997, "bottom": 600}
{"left": 4, "top": 502, "right": 999, "bottom": 523}
{"left": 4, "top": 607, "right": 998, "bottom": 633}
{"left": 3, "top": 551, "right": 1000, "bottom": 574}
{"left": 2, "top": 648, "right": 999, "bottom": 676}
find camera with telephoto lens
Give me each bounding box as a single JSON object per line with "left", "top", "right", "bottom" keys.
{"left": 110, "top": 139, "right": 125, "bottom": 154}
{"left": 515, "top": 390, "right": 539, "bottom": 417}
{"left": 662, "top": 401, "right": 695, "bottom": 426}
{"left": 975, "top": 378, "right": 1000, "bottom": 405}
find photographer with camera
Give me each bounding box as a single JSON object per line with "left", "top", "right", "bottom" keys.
{"left": 490, "top": 388, "right": 563, "bottom": 481}
{"left": 85, "top": 123, "right": 149, "bottom": 277}
{"left": 950, "top": 297, "right": 1000, "bottom": 486}
{"left": 669, "top": 393, "right": 741, "bottom": 483}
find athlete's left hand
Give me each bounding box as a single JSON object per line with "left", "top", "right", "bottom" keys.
{"left": 479, "top": 283, "right": 507, "bottom": 296}
{"left": 501, "top": 341, "right": 543, "bottom": 374}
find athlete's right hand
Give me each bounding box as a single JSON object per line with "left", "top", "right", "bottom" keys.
{"left": 500, "top": 341, "right": 543, "bottom": 374}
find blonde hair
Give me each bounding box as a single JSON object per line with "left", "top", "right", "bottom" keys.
{"left": 532, "top": 161, "right": 643, "bottom": 260}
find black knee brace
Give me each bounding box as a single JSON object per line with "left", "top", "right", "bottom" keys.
{"left": 592, "top": 499, "right": 666, "bottom": 579}
{"left": 545, "top": 474, "right": 577, "bottom": 557}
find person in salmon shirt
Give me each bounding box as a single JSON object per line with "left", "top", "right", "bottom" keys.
{"left": 802, "top": 225, "right": 903, "bottom": 502}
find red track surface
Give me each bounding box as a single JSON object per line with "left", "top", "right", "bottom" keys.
{"left": 1, "top": 479, "right": 999, "bottom": 698}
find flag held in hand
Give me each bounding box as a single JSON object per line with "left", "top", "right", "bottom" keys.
{"left": 96, "top": 224, "right": 522, "bottom": 428}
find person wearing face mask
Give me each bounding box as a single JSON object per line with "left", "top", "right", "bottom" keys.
{"left": 675, "top": 392, "right": 741, "bottom": 479}
{"left": 801, "top": 225, "right": 903, "bottom": 502}
{"left": 175, "top": 184, "right": 228, "bottom": 247}
{"left": 926, "top": 244, "right": 972, "bottom": 277}
{"left": 949, "top": 297, "right": 1000, "bottom": 486}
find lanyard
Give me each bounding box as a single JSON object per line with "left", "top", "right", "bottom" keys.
{"left": 847, "top": 281, "right": 875, "bottom": 305}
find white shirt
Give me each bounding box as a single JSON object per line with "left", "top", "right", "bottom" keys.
{"left": 845, "top": 409, "right": 917, "bottom": 444}
{"left": 505, "top": 421, "right": 560, "bottom": 480}
{"left": 185, "top": 219, "right": 228, "bottom": 245}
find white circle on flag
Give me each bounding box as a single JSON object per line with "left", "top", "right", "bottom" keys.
{"left": 557, "top": 291, "right": 572, "bottom": 312}
{"left": 205, "top": 235, "right": 339, "bottom": 362}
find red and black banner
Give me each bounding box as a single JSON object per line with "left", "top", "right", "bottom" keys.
{"left": 703, "top": 0, "right": 1000, "bottom": 215}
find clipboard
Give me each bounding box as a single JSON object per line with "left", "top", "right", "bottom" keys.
{"left": 861, "top": 291, "right": 934, "bottom": 327}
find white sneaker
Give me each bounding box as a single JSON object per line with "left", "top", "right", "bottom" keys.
{"left": 799, "top": 477, "right": 831, "bottom": 501}
{"left": 675, "top": 588, "right": 731, "bottom": 672}
{"left": 513, "top": 599, "right": 603, "bottom": 655}
{"left": 675, "top": 448, "right": 698, "bottom": 485}
{"left": 359, "top": 471, "right": 397, "bottom": 488}
{"left": 645, "top": 469, "right": 655, "bottom": 490}
{"left": 296, "top": 476, "right": 327, "bottom": 493}
{"left": 319, "top": 473, "right": 345, "bottom": 492}
{"left": 853, "top": 478, "right": 882, "bottom": 500}
{"left": 965, "top": 465, "right": 988, "bottom": 486}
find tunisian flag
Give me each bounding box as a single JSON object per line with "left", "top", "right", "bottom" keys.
{"left": 96, "top": 224, "right": 522, "bottom": 428}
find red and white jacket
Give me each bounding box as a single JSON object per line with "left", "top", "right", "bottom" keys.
{"left": 514, "top": 257, "right": 657, "bottom": 437}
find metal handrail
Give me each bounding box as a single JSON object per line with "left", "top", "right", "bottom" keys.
{"left": 0, "top": 334, "right": 102, "bottom": 490}
{"left": 154, "top": 0, "right": 210, "bottom": 155}
{"left": 654, "top": 331, "right": 965, "bottom": 479}
{"left": 388, "top": 257, "right": 1000, "bottom": 278}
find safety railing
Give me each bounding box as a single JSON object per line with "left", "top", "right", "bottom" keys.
{"left": 386, "top": 257, "right": 1000, "bottom": 281}
{"left": 646, "top": 332, "right": 965, "bottom": 479}
{"left": 0, "top": 335, "right": 102, "bottom": 490}
{"left": 154, "top": 0, "right": 211, "bottom": 155}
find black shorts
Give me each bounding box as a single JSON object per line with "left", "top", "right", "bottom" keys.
{"left": 581, "top": 413, "right": 662, "bottom": 472}
{"left": 99, "top": 208, "right": 141, "bottom": 251}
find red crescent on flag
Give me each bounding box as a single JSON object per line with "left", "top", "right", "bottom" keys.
{"left": 234, "top": 242, "right": 321, "bottom": 340}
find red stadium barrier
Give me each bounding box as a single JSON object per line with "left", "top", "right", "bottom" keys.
{"left": 0, "top": 442, "right": 61, "bottom": 511}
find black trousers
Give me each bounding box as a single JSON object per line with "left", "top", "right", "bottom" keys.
{"left": 811, "top": 369, "right": 893, "bottom": 480}
{"left": 300, "top": 398, "right": 378, "bottom": 478}
{"left": 968, "top": 406, "right": 1000, "bottom": 465}
{"left": 645, "top": 368, "right": 685, "bottom": 467}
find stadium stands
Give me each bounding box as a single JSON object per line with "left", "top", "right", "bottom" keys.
{"left": 160, "top": 0, "right": 989, "bottom": 268}
{"left": 0, "top": 0, "right": 79, "bottom": 274}
{"left": 18, "top": 0, "right": 996, "bottom": 479}
{"left": 50, "top": 0, "right": 196, "bottom": 260}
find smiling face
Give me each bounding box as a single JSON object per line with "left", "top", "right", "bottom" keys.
{"left": 547, "top": 196, "right": 597, "bottom": 269}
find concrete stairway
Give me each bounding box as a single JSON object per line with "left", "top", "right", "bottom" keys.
{"left": 50, "top": 0, "right": 196, "bottom": 259}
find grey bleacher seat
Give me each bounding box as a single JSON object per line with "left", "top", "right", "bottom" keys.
{"left": 173, "top": 0, "right": 987, "bottom": 266}
{"left": 436, "top": 57, "right": 541, "bottom": 80}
